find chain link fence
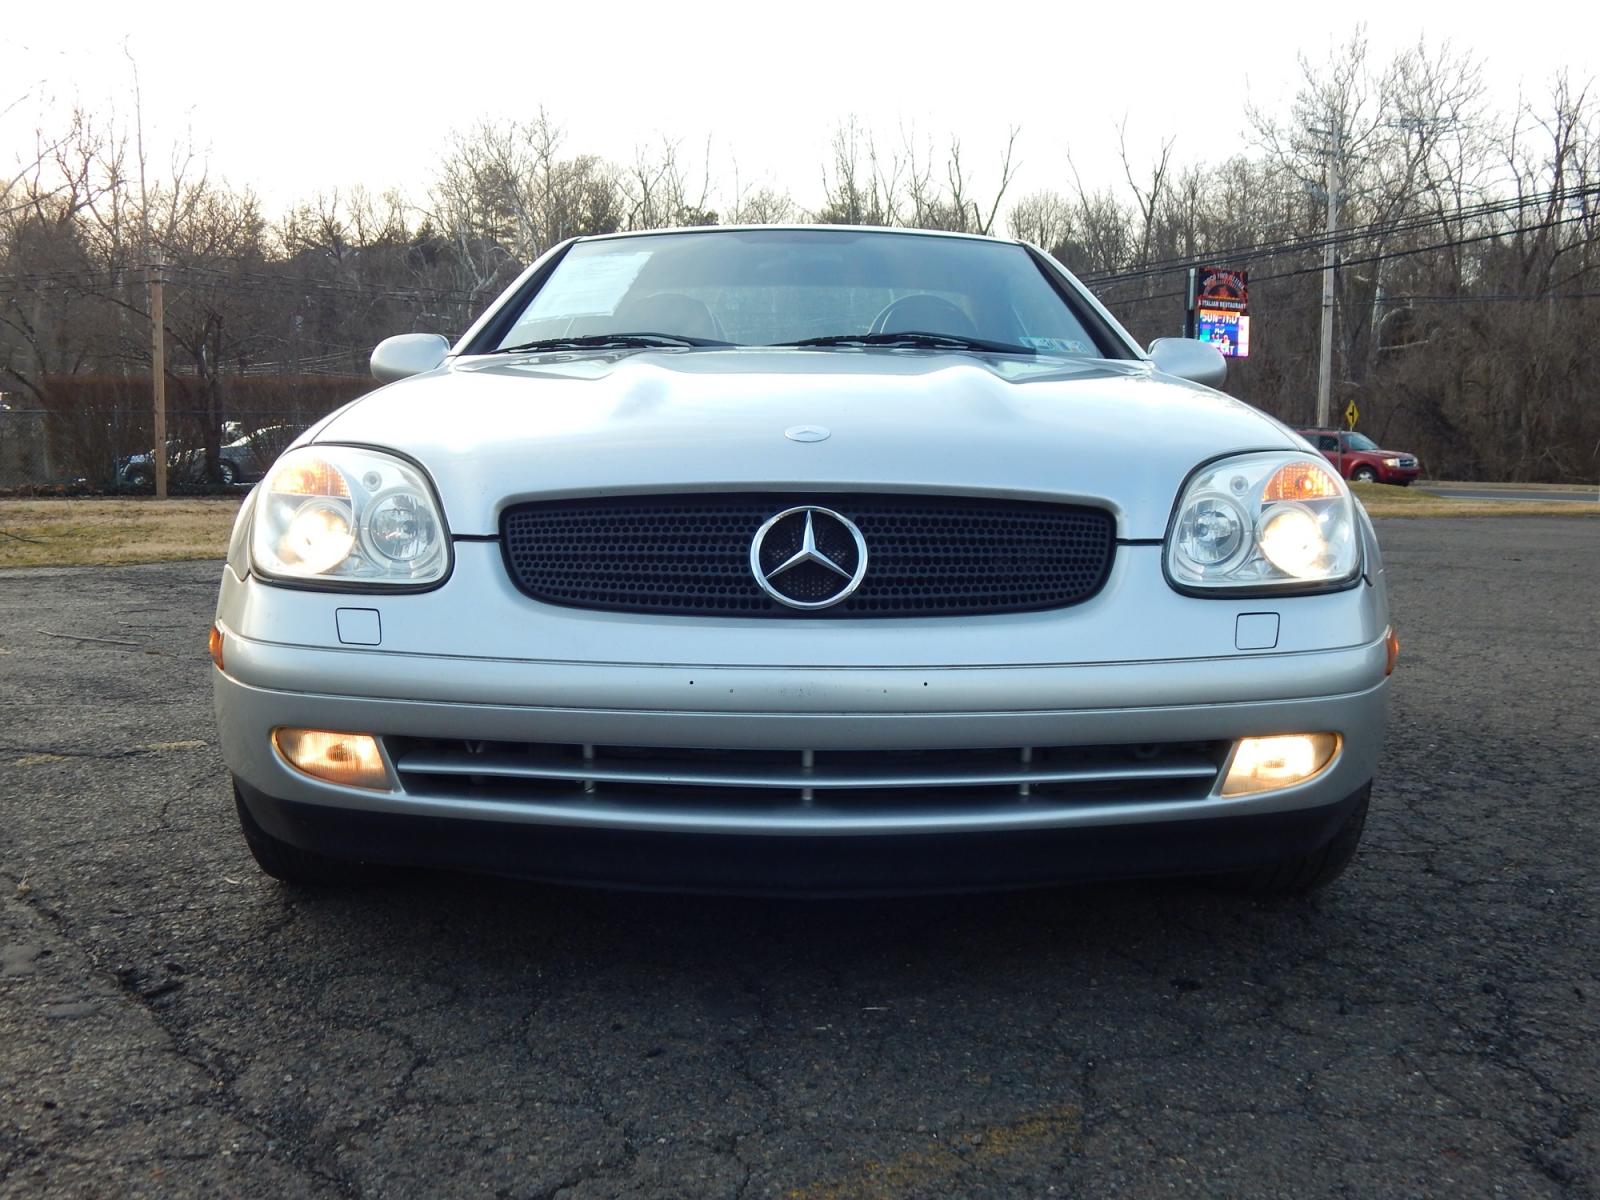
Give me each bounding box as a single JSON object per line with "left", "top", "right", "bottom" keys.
{"left": 0, "top": 374, "right": 373, "bottom": 491}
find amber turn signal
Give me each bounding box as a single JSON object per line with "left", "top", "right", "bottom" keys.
{"left": 1262, "top": 461, "right": 1341, "bottom": 502}
{"left": 272, "top": 728, "right": 391, "bottom": 791}
{"left": 1385, "top": 627, "right": 1400, "bottom": 676}
{"left": 208, "top": 624, "right": 225, "bottom": 671}
{"left": 269, "top": 456, "right": 350, "bottom": 498}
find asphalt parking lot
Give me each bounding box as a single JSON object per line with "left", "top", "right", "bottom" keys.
{"left": 1, "top": 516, "right": 1596, "bottom": 1198}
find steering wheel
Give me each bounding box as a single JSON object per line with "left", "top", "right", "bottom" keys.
{"left": 613, "top": 292, "right": 727, "bottom": 341}
{"left": 869, "top": 294, "right": 977, "bottom": 337}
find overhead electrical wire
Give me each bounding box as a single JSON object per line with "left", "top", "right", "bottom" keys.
{"left": 1095, "top": 208, "right": 1598, "bottom": 308}
{"left": 1077, "top": 183, "right": 1600, "bottom": 287}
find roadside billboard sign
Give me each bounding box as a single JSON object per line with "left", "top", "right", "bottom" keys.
{"left": 1187, "top": 266, "right": 1250, "bottom": 358}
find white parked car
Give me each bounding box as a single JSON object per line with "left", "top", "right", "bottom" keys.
{"left": 212, "top": 226, "right": 1394, "bottom": 894}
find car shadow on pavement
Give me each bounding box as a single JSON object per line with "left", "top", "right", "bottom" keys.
{"left": 269, "top": 867, "right": 1338, "bottom": 982}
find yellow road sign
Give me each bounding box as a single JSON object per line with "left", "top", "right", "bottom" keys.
{"left": 1344, "top": 401, "right": 1360, "bottom": 429}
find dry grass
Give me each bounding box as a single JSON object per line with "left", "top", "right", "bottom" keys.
{"left": 1, "top": 485, "right": 1594, "bottom": 570}
{"left": 0, "top": 497, "right": 243, "bottom": 568}
{"left": 1351, "top": 482, "right": 1598, "bottom": 518}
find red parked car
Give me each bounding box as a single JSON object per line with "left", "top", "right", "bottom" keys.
{"left": 1297, "top": 429, "right": 1421, "bottom": 485}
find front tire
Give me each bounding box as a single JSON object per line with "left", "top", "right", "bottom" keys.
{"left": 1231, "top": 788, "right": 1370, "bottom": 895}
{"left": 234, "top": 782, "right": 373, "bottom": 886}
{"left": 217, "top": 460, "right": 239, "bottom": 486}
{"left": 1351, "top": 465, "right": 1378, "bottom": 483}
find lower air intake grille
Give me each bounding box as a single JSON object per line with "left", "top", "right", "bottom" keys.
{"left": 500, "top": 492, "right": 1115, "bottom": 617}
{"left": 391, "top": 739, "right": 1226, "bottom": 812}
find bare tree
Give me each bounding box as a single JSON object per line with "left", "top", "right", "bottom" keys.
{"left": 817, "top": 118, "right": 1020, "bottom": 233}
{"left": 620, "top": 136, "right": 716, "bottom": 229}
{"left": 5, "top": 68, "right": 1599, "bottom": 487}
{"left": 815, "top": 117, "right": 899, "bottom": 226}
{"left": 1117, "top": 119, "right": 1175, "bottom": 267}
{"left": 725, "top": 183, "right": 795, "bottom": 225}
{"left": 1007, "top": 190, "right": 1073, "bottom": 254}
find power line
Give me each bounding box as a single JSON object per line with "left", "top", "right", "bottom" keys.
{"left": 1097, "top": 208, "right": 1598, "bottom": 308}
{"left": 1385, "top": 291, "right": 1600, "bottom": 304}
{"left": 0, "top": 262, "right": 487, "bottom": 304}
{"left": 1078, "top": 184, "right": 1600, "bottom": 287}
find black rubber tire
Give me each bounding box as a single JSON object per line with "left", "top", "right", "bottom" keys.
{"left": 126, "top": 467, "right": 153, "bottom": 490}
{"left": 217, "top": 460, "right": 238, "bottom": 486}
{"left": 234, "top": 782, "right": 374, "bottom": 886}
{"left": 1351, "top": 465, "right": 1378, "bottom": 483}
{"left": 1230, "top": 788, "right": 1370, "bottom": 896}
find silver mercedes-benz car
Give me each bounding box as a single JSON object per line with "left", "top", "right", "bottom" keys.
{"left": 212, "top": 226, "right": 1395, "bottom": 895}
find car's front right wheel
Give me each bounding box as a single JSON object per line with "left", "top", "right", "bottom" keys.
{"left": 1229, "top": 786, "right": 1370, "bottom": 895}
{"left": 233, "top": 782, "right": 373, "bottom": 886}
{"left": 1351, "top": 465, "right": 1378, "bottom": 483}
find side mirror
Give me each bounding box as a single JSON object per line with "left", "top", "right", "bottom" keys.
{"left": 371, "top": 333, "right": 449, "bottom": 384}
{"left": 1147, "top": 337, "right": 1228, "bottom": 390}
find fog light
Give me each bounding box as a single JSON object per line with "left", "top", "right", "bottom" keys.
{"left": 1222, "top": 733, "right": 1339, "bottom": 796}
{"left": 273, "top": 728, "right": 391, "bottom": 790}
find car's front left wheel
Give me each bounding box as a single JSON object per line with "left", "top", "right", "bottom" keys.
{"left": 233, "top": 782, "right": 374, "bottom": 886}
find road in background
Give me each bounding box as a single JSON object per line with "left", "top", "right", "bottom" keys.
{"left": 1, "top": 518, "right": 1596, "bottom": 1198}
{"left": 1419, "top": 484, "right": 1597, "bottom": 504}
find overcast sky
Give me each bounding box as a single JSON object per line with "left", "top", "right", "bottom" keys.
{"left": 4, "top": 0, "right": 1596, "bottom": 219}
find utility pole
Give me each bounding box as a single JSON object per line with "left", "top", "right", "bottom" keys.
{"left": 1316, "top": 126, "right": 1341, "bottom": 429}
{"left": 149, "top": 259, "right": 167, "bottom": 500}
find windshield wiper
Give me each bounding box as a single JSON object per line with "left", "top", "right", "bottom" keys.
{"left": 492, "top": 332, "right": 734, "bottom": 354}
{"left": 774, "top": 331, "right": 1035, "bottom": 355}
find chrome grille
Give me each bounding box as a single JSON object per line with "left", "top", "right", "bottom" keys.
{"left": 499, "top": 493, "right": 1116, "bottom": 617}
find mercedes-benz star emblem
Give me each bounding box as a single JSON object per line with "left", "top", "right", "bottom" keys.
{"left": 749, "top": 506, "right": 868, "bottom": 610}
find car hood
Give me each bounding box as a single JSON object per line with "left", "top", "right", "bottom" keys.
{"left": 313, "top": 349, "right": 1299, "bottom": 539}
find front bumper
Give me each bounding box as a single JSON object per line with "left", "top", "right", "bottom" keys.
{"left": 214, "top": 532, "right": 1390, "bottom": 887}
{"left": 235, "top": 775, "right": 1372, "bottom": 894}
{"left": 1379, "top": 462, "right": 1422, "bottom": 485}
{"left": 216, "top": 643, "right": 1388, "bottom": 832}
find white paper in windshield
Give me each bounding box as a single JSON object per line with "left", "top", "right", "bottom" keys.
{"left": 525, "top": 251, "right": 651, "bottom": 318}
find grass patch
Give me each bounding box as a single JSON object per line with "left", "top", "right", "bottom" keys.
{"left": 1, "top": 486, "right": 1593, "bottom": 569}
{"left": 0, "top": 497, "right": 244, "bottom": 568}
{"left": 1352, "top": 483, "right": 1598, "bottom": 518}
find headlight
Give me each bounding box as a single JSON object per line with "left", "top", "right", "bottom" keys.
{"left": 1383, "top": 457, "right": 1401, "bottom": 467}
{"left": 1166, "top": 452, "right": 1360, "bottom": 593}
{"left": 251, "top": 446, "right": 450, "bottom": 587}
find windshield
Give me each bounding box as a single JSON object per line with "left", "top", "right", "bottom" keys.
{"left": 1343, "top": 433, "right": 1380, "bottom": 451}
{"left": 484, "top": 229, "right": 1117, "bottom": 357}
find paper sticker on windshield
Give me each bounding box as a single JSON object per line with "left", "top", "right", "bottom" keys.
{"left": 525, "top": 251, "right": 651, "bottom": 318}
{"left": 1019, "top": 336, "right": 1089, "bottom": 353}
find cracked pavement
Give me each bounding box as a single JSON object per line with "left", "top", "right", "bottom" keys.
{"left": 0, "top": 516, "right": 1595, "bottom": 1198}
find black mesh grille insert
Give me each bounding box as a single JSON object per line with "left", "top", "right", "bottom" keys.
{"left": 500, "top": 493, "right": 1116, "bottom": 617}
